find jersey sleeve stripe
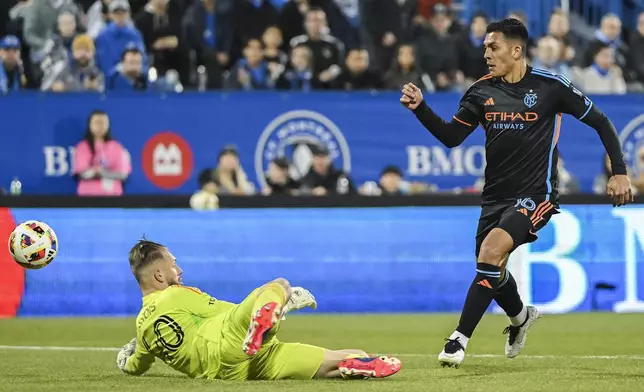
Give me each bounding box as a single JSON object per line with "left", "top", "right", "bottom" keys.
{"left": 578, "top": 100, "right": 593, "bottom": 120}
{"left": 545, "top": 113, "right": 563, "bottom": 200}
{"left": 559, "top": 74, "right": 572, "bottom": 85}
{"left": 453, "top": 116, "right": 472, "bottom": 127}
{"left": 466, "top": 74, "right": 492, "bottom": 89}
{"left": 530, "top": 68, "right": 571, "bottom": 87}
{"left": 554, "top": 113, "right": 562, "bottom": 145}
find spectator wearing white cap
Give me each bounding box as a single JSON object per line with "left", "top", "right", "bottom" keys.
{"left": 0, "top": 35, "right": 26, "bottom": 94}
{"left": 87, "top": 0, "right": 135, "bottom": 39}
{"left": 95, "top": 0, "right": 147, "bottom": 76}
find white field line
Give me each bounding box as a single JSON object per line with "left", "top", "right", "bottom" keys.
{"left": 388, "top": 353, "right": 644, "bottom": 360}
{"left": 0, "top": 345, "right": 642, "bottom": 360}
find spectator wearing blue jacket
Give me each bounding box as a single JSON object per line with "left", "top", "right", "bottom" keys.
{"left": 106, "top": 46, "right": 150, "bottom": 91}
{"left": 95, "top": 0, "right": 147, "bottom": 76}
{"left": 0, "top": 35, "right": 26, "bottom": 94}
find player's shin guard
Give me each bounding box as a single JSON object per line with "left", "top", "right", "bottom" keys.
{"left": 455, "top": 263, "right": 502, "bottom": 338}
{"left": 494, "top": 270, "right": 525, "bottom": 321}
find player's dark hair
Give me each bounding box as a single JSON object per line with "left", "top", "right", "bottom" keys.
{"left": 128, "top": 238, "right": 167, "bottom": 283}
{"left": 486, "top": 18, "right": 529, "bottom": 55}
{"left": 84, "top": 110, "right": 113, "bottom": 157}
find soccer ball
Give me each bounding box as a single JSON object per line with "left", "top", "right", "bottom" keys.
{"left": 8, "top": 220, "right": 58, "bottom": 269}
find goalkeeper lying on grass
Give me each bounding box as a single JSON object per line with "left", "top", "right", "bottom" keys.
{"left": 116, "top": 239, "right": 402, "bottom": 380}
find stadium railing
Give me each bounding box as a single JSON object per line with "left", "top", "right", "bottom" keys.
{"left": 0, "top": 194, "right": 640, "bottom": 208}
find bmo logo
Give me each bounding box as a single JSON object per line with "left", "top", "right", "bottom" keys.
{"left": 43, "top": 146, "right": 75, "bottom": 176}
{"left": 142, "top": 132, "right": 193, "bottom": 190}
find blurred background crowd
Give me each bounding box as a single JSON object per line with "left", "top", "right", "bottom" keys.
{"left": 1, "top": 0, "right": 643, "bottom": 206}
{"left": 1, "top": 0, "right": 643, "bottom": 94}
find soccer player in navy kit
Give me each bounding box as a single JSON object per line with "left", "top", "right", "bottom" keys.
{"left": 400, "top": 18, "right": 633, "bottom": 368}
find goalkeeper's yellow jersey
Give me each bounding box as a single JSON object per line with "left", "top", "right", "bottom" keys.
{"left": 124, "top": 285, "right": 235, "bottom": 378}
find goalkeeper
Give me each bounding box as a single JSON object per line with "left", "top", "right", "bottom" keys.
{"left": 116, "top": 239, "right": 402, "bottom": 380}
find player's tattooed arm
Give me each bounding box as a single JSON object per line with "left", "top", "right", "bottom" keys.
{"left": 400, "top": 82, "right": 478, "bottom": 148}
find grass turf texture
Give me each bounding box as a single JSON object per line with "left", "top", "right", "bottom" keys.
{"left": 1, "top": 313, "right": 643, "bottom": 391}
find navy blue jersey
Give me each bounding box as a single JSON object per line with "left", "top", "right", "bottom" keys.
{"left": 457, "top": 66, "right": 595, "bottom": 203}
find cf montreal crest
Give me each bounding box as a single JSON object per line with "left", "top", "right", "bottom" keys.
{"left": 524, "top": 91, "right": 537, "bottom": 108}
{"left": 620, "top": 114, "right": 644, "bottom": 178}
{"left": 254, "top": 110, "right": 351, "bottom": 188}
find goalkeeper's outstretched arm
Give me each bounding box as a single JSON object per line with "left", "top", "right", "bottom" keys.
{"left": 124, "top": 349, "right": 156, "bottom": 376}
{"left": 117, "top": 338, "right": 155, "bottom": 376}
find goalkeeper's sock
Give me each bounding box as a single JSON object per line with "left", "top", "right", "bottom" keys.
{"left": 494, "top": 270, "right": 526, "bottom": 325}
{"left": 252, "top": 283, "right": 287, "bottom": 317}
{"left": 455, "top": 263, "right": 501, "bottom": 338}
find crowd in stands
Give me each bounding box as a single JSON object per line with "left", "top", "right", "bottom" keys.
{"left": 0, "top": 0, "right": 643, "bottom": 94}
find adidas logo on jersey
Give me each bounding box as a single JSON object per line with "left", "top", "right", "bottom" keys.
{"left": 484, "top": 97, "right": 495, "bottom": 106}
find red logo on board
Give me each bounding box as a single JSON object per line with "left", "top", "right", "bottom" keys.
{"left": 142, "top": 132, "right": 193, "bottom": 190}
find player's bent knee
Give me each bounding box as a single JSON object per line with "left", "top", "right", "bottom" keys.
{"left": 478, "top": 244, "right": 507, "bottom": 266}
{"left": 272, "top": 278, "right": 292, "bottom": 298}
{"left": 478, "top": 229, "right": 513, "bottom": 266}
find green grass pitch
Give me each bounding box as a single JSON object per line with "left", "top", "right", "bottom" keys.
{"left": 1, "top": 313, "right": 643, "bottom": 391}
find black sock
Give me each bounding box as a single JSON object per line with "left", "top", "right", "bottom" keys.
{"left": 456, "top": 263, "right": 502, "bottom": 338}
{"left": 494, "top": 270, "right": 524, "bottom": 318}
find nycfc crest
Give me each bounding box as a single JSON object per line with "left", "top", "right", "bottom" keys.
{"left": 524, "top": 91, "right": 538, "bottom": 108}
{"left": 254, "top": 110, "right": 351, "bottom": 188}
{"left": 620, "top": 114, "right": 644, "bottom": 178}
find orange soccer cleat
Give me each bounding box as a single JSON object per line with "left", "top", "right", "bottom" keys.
{"left": 242, "top": 302, "right": 281, "bottom": 356}
{"left": 338, "top": 355, "right": 403, "bottom": 379}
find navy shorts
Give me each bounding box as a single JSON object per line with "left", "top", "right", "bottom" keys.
{"left": 475, "top": 196, "right": 560, "bottom": 257}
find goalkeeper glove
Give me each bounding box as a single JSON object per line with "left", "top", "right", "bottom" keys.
{"left": 116, "top": 337, "right": 137, "bottom": 372}
{"left": 282, "top": 286, "right": 317, "bottom": 320}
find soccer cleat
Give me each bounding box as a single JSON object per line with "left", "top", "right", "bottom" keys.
{"left": 438, "top": 338, "right": 465, "bottom": 368}
{"left": 338, "top": 356, "right": 402, "bottom": 379}
{"left": 242, "top": 302, "right": 281, "bottom": 356}
{"left": 503, "top": 305, "right": 541, "bottom": 359}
